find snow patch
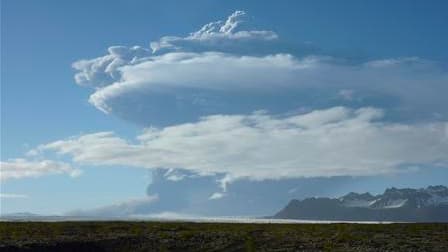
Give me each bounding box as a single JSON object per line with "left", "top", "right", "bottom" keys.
{"left": 382, "top": 199, "right": 408, "bottom": 208}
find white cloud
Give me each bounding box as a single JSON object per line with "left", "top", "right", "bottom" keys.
{"left": 70, "top": 11, "right": 448, "bottom": 123}
{"left": 66, "top": 195, "right": 159, "bottom": 217}
{"left": 0, "top": 193, "right": 28, "bottom": 199}
{"left": 87, "top": 52, "right": 303, "bottom": 113}
{"left": 72, "top": 46, "right": 151, "bottom": 87}
{"left": 209, "top": 192, "right": 226, "bottom": 200}
{"left": 72, "top": 10, "right": 279, "bottom": 90}
{"left": 163, "top": 169, "right": 187, "bottom": 181}
{"left": 84, "top": 52, "right": 448, "bottom": 119}
{"left": 150, "top": 10, "right": 278, "bottom": 54}
{"left": 33, "top": 107, "right": 448, "bottom": 180}
{"left": 0, "top": 159, "right": 82, "bottom": 181}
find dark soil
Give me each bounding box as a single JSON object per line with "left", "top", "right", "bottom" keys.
{"left": 1, "top": 221, "right": 447, "bottom": 251}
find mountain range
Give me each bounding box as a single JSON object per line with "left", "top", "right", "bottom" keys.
{"left": 274, "top": 185, "right": 448, "bottom": 222}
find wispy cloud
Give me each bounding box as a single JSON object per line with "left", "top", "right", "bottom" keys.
{"left": 209, "top": 192, "right": 226, "bottom": 200}
{"left": 0, "top": 193, "right": 29, "bottom": 199}
{"left": 0, "top": 159, "right": 82, "bottom": 181}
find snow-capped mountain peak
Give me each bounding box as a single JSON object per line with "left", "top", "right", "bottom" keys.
{"left": 339, "top": 185, "right": 448, "bottom": 209}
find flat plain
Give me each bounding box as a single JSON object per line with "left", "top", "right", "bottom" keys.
{"left": 0, "top": 221, "right": 447, "bottom": 251}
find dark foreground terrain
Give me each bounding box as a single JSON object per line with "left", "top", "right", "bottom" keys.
{"left": 1, "top": 221, "right": 447, "bottom": 251}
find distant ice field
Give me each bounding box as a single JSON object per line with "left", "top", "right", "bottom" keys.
{"left": 0, "top": 214, "right": 395, "bottom": 224}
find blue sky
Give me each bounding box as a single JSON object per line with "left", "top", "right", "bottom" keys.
{"left": 1, "top": 0, "right": 448, "bottom": 216}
